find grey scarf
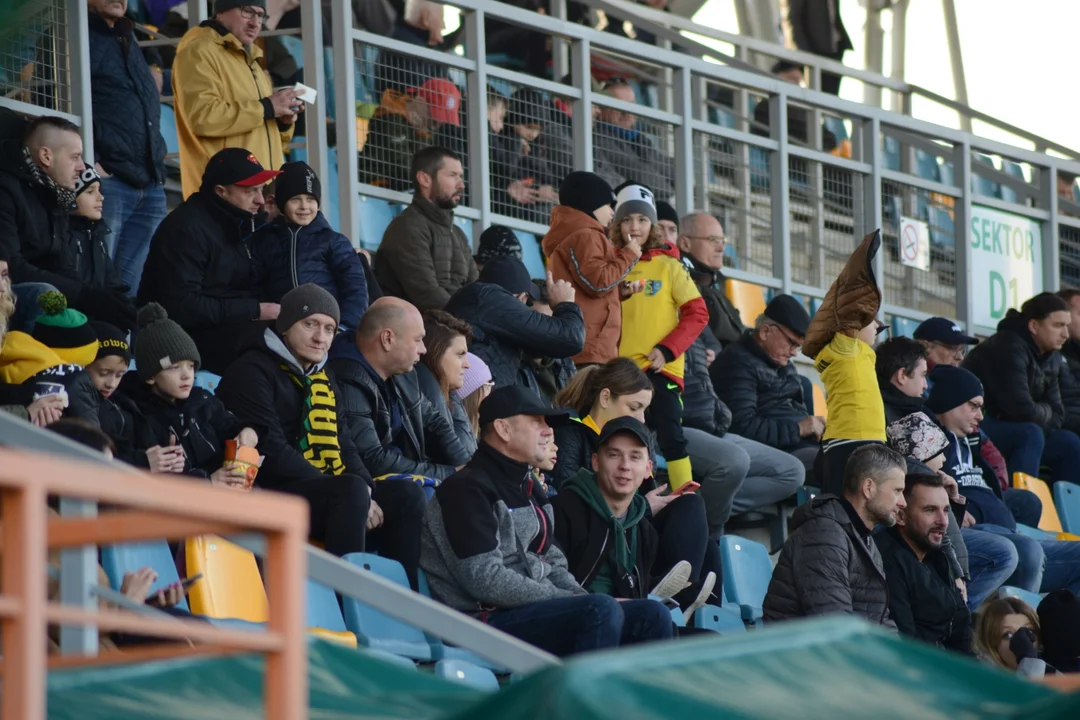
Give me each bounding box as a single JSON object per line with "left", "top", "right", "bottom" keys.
{"left": 22, "top": 145, "right": 76, "bottom": 210}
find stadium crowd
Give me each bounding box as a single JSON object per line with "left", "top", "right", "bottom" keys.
{"left": 1, "top": 0, "right": 1079, "bottom": 674}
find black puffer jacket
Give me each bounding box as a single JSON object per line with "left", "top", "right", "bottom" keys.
{"left": 87, "top": 13, "right": 166, "bottom": 188}
{"left": 1058, "top": 339, "right": 1080, "bottom": 436}
{"left": 961, "top": 310, "right": 1064, "bottom": 432}
{"left": 875, "top": 526, "right": 972, "bottom": 654}
{"left": 764, "top": 495, "right": 896, "bottom": 629}
{"left": 445, "top": 282, "right": 585, "bottom": 389}
{"left": 682, "top": 335, "right": 732, "bottom": 437}
{"left": 66, "top": 215, "right": 122, "bottom": 291}
{"left": 217, "top": 328, "right": 370, "bottom": 487}
{"left": 712, "top": 331, "right": 809, "bottom": 450}
{"left": 0, "top": 140, "right": 79, "bottom": 299}
{"left": 684, "top": 252, "right": 746, "bottom": 349}
{"left": 518, "top": 356, "right": 575, "bottom": 404}
{"left": 328, "top": 345, "right": 469, "bottom": 480}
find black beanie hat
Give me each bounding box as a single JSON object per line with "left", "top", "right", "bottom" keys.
{"left": 90, "top": 321, "right": 132, "bottom": 363}
{"left": 276, "top": 283, "right": 340, "bottom": 334}
{"left": 214, "top": 0, "right": 266, "bottom": 14}
{"left": 73, "top": 166, "right": 101, "bottom": 198}
{"left": 763, "top": 294, "right": 811, "bottom": 337}
{"left": 1038, "top": 590, "right": 1080, "bottom": 673}
{"left": 925, "top": 365, "right": 984, "bottom": 414}
{"left": 558, "top": 171, "right": 616, "bottom": 219}
{"left": 32, "top": 291, "right": 98, "bottom": 367}
{"left": 134, "top": 303, "right": 201, "bottom": 381}
{"left": 475, "top": 225, "right": 522, "bottom": 265}
{"left": 273, "top": 161, "right": 321, "bottom": 208}
{"left": 656, "top": 201, "right": 679, "bottom": 228}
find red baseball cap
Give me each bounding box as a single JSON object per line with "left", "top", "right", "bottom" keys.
{"left": 203, "top": 148, "right": 282, "bottom": 188}
{"left": 416, "top": 78, "right": 462, "bottom": 127}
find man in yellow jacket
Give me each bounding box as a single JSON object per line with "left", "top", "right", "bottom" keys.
{"left": 172, "top": 0, "right": 299, "bottom": 198}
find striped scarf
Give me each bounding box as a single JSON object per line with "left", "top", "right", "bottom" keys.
{"left": 22, "top": 145, "right": 76, "bottom": 210}
{"left": 288, "top": 367, "right": 346, "bottom": 476}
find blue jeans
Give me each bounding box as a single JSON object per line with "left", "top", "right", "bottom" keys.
{"left": 10, "top": 282, "right": 58, "bottom": 333}
{"left": 1042, "top": 429, "right": 1080, "bottom": 484}
{"left": 1003, "top": 488, "right": 1042, "bottom": 528}
{"left": 978, "top": 416, "right": 1043, "bottom": 480}
{"left": 972, "top": 524, "right": 1080, "bottom": 596}
{"left": 485, "top": 595, "right": 673, "bottom": 657}
{"left": 99, "top": 176, "right": 167, "bottom": 295}
{"left": 961, "top": 527, "right": 1019, "bottom": 608}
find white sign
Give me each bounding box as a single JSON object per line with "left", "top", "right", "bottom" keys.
{"left": 970, "top": 205, "right": 1043, "bottom": 329}
{"left": 899, "top": 216, "right": 930, "bottom": 271}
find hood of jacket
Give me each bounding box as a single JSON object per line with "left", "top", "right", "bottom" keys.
{"left": 997, "top": 308, "right": 1047, "bottom": 357}
{"left": 248, "top": 326, "right": 328, "bottom": 377}
{"left": 563, "top": 467, "right": 648, "bottom": 527}
{"left": 0, "top": 140, "right": 35, "bottom": 186}
{"left": 0, "top": 331, "right": 94, "bottom": 383}
{"left": 180, "top": 20, "right": 264, "bottom": 61}
{"left": 541, "top": 205, "right": 607, "bottom": 256}
{"left": 640, "top": 242, "right": 682, "bottom": 263}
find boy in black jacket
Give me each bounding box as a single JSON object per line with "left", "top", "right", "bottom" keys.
{"left": 84, "top": 321, "right": 141, "bottom": 464}
{"left": 128, "top": 303, "right": 258, "bottom": 486}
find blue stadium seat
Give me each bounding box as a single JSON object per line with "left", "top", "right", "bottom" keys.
{"left": 100, "top": 540, "right": 189, "bottom": 612}
{"left": 891, "top": 317, "right": 921, "bottom": 339}
{"left": 357, "top": 196, "right": 399, "bottom": 251}
{"left": 515, "top": 231, "right": 546, "bottom": 279}
{"left": 434, "top": 660, "right": 500, "bottom": 691}
{"left": 649, "top": 593, "right": 685, "bottom": 628}
{"left": 194, "top": 371, "right": 221, "bottom": 394}
{"left": 998, "top": 585, "right": 1044, "bottom": 609}
{"left": 718, "top": 536, "right": 772, "bottom": 623}
{"left": 417, "top": 570, "right": 507, "bottom": 672}
{"left": 881, "top": 136, "right": 901, "bottom": 172}
{"left": 939, "top": 161, "right": 955, "bottom": 187}
{"left": 340, "top": 553, "right": 434, "bottom": 660}
{"left": 160, "top": 103, "right": 179, "bottom": 157}
{"left": 796, "top": 486, "right": 819, "bottom": 506}
{"left": 823, "top": 117, "right": 849, "bottom": 143}
{"left": 999, "top": 160, "right": 1026, "bottom": 204}
{"left": 455, "top": 216, "right": 474, "bottom": 246}
{"left": 1015, "top": 523, "right": 1056, "bottom": 541}
{"left": 306, "top": 579, "right": 352, "bottom": 636}
{"left": 914, "top": 150, "right": 941, "bottom": 183}
{"left": 693, "top": 605, "right": 746, "bottom": 635}
{"left": 972, "top": 154, "right": 999, "bottom": 198}
{"left": 362, "top": 648, "right": 418, "bottom": 670}
{"left": 1053, "top": 481, "right": 1080, "bottom": 534}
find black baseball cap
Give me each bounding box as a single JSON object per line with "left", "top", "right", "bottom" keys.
{"left": 597, "top": 416, "right": 652, "bottom": 449}
{"left": 202, "top": 148, "right": 282, "bottom": 189}
{"left": 913, "top": 317, "right": 978, "bottom": 345}
{"left": 478, "top": 386, "right": 571, "bottom": 427}
{"left": 479, "top": 255, "right": 541, "bottom": 300}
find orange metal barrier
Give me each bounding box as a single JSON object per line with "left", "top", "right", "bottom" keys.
{"left": 0, "top": 448, "right": 310, "bottom": 720}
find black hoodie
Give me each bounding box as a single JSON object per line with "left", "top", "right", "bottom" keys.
{"left": 879, "top": 379, "right": 927, "bottom": 424}
{"left": 961, "top": 309, "right": 1064, "bottom": 432}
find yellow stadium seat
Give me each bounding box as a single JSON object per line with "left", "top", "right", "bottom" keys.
{"left": 725, "top": 279, "right": 768, "bottom": 328}
{"left": 1012, "top": 473, "right": 1064, "bottom": 534}
{"left": 185, "top": 536, "right": 269, "bottom": 622}
{"left": 812, "top": 383, "right": 828, "bottom": 421}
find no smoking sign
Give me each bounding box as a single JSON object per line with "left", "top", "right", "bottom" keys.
{"left": 899, "top": 216, "right": 930, "bottom": 271}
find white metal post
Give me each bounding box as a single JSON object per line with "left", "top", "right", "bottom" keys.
{"left": 57, "top": 496, "right": 99, "bottom": 655}
{"left": 673, "top": 67, "right": 694, "bottom": 216}
{"left": 955, "top": 142, "right": 975, "bottom": 330}
{"left": 769, "top": 93, "right": 791, "bottom": 292}
{"left": 331, "top": 0, "right": 359, "bottom": 244}
{"left": 890, "top": 0, "right": 908, "bottom": 113}
{"left": 300, "top": 0, "right": 328, "bottom": 192}
{"left": 188, "top": 0, "right": 208, "bottom": 28}
{"left": 1044, "top": 166, "right": 1062, "bottom": 292}
{"left": 463, "top": 8, "right": 491, "bottom": 241}
{"left": 941, "top": 0, "right": 972, "bottom": 133}
{"left": 571, "top": 38, "right": 593, "bottom": 172}
{"left": 67, "top": 0, "right": 93, "bottom": 162}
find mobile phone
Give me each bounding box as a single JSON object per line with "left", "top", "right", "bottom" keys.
{"left": 145, "top": 572, "right": 203, "bottom": 602}
{"left": 670, "top": 480, "right": 701, "bottom": 496}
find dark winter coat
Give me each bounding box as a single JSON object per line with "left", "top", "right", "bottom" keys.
{"left": 328, "top": 345, "right": 469, "bottom": 481}
{"left": 87, "top": 13, "right": 167, "bottom": 188}
{"left": 880, "top": 381, "right": 927, "bottom": 425}
{"left": 216, "top": 328, "right": 370, "bottom": 487}
{"left": 682, "top": 334, "right": 733, "bottom": 437}
{"left": 415, "top": 362, "right": 477, "bottom": 458}
{"left": 66, "top": 215, "right": 123, "bottom": 291}
{"left": 445, "top": 282, "right": 585, "bottom": 389}
{"left": 372, "top": 194, "right": 478, "bottom": 311}
{"left": 252, "top": 212, "right": 368, "bottom": 331}
{"left": 518, "top": 356, "right": 575, "bottom": 405}
{"left": 712, "top": 331, "right": 810, "bottom": 450}
{"left": 875, "top": 526, "right": 972, "bottom": 654}
{"left": 764, "top": 495, "right": 896, "bottom": 629}
{"left": 683, "top": 252, "right": 746, "bottom": 349}
{"left": 1057, "top": 339, "right": 1080, "bottom": 436}
{"left": 962, "top": 310, "right": 1064, "bottom": 432}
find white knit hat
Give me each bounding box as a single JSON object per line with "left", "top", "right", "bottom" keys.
{"left": 613, "top": 183, "right": 657, "bottom": 226}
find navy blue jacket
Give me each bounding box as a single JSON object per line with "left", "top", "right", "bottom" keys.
{"left": 88, "top": 13, "right": 166, "bottom": 188}
{"left": 252, "top": 212, "right": 368, "bottom": 331}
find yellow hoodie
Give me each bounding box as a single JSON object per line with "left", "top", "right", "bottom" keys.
{"left": 172, "top": 23, "right": 294, "bottom": 198}
{"left": 815, "top": 333, "right": 886, "bottom": 443}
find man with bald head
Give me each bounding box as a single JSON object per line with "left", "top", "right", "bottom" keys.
{"left": 330, "top": 297, "right": 470, "bottom": 484}
{"left": 0, "top": 115, "right": 135, "bottom": 332}
{"left": 677, "top": 212, "right": 745, "bottom": 349}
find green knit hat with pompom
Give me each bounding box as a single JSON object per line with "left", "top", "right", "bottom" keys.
{"left": 32, "top": 291, "right": 98, "bottom": 366}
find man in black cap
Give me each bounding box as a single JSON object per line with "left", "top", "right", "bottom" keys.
{"left": 913, "top": 316, "right": 979, "bottom": 370}
{"left": 655, "top": 201, "right": 680, "bottom": 248}
{"left": 139, "top": 147, "right": 283, "bottom": 374}
{"left": 420, "top": 386, "right": 674, "bottom": 657}
{"left": 445, "top": 256, "right": 585, "bottom": 390}
{"left": 712, "top": 294, "right": 824, "bottom": 471}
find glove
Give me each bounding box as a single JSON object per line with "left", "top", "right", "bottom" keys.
{"left": 1009, "top": 626, "right": 1039, "bottom": 661}
{"left": 80, "top": 287, "right": 137, "bottom": 332}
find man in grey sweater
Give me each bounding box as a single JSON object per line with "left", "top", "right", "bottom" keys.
{"left": 763, "top": 444, "right": 905, "bottom": 628}
{"left": 420, "top": 385, "right": 673, "bottom": 656}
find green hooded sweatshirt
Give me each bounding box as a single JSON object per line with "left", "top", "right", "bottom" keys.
{"left": 563, "top": 468, "right": 649, "bottom": 596}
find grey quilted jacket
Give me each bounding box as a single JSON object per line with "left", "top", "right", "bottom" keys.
{"left": 763, "top": 495, "right": 897, "bottom": 630}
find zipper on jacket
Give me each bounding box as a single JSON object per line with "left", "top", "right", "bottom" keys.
{"left": 290, "top": 226, "right": 300, "bottom": 288}
{"left": 583, "top": 529, "right": 610, "bottom": 587}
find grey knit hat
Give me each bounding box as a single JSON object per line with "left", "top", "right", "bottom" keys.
{"left": 613, "top": 183, "right": 658, "bottom": 226}
{"left": 277, "top": 284, "right": 341, "bottom": 334}
{"left": 134, "top": 303, "right": 201, "bottom": 381}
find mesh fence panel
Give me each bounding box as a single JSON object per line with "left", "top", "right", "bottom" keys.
{"left": 0, "top": 0, "right": 70, "bottom": 113}
{"left": 881, "top": 179, "right": 958, "bottom": 316}
{"left": 357, "top": 45, "right": 469, "bottom": 198}
{"left": 1062, "top": 225, "right": 1080, "bottom": 290}
{"left": 788, "top": 156, "right": 862, "bottom": 288}
{"left": 693, "top": 130, "right": 773, "bottom": 276}
{"left": 592, "top": 108, "right": 677, "bottom": 204}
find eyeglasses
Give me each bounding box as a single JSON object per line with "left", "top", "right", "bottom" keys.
{"left": 770, "top": 323, "right": 802, "bottom": 352}
{"left": 966, "top": 400, "right": 984, "bottom": 413}
{"left": 685, "top": 234, "right": 726, "bottom": 246}
{"left": 239, "top": 6, "right": 268, "bottom": 21}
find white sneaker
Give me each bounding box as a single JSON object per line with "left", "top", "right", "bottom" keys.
{"left": 683, "top": 571, "right": 717, "bottom": 625}
{"left": 650, "top": 560, "right": 691, "bottom": 599}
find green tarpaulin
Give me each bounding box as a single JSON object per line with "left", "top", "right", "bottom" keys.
{"left": 47, "top": 618, "right": 1080, "bottom": 719}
